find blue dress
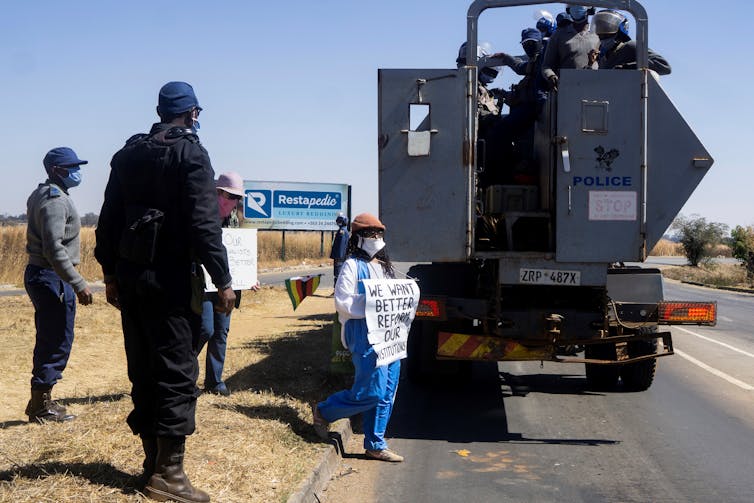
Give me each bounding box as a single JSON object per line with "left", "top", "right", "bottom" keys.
{"left": 318, "top": 258, "right": 401, "bottom": 451}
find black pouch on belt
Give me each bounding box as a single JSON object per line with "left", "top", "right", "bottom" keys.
{"left": 189, "top": 262, "right": 206, "bottom": 315}
{"left": 118, "top": 207, "right": 165, "bottom": 265}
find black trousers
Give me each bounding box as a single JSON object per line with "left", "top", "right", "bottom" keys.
{"left": 118, "top": 269, "right": 200, "bottom": 437}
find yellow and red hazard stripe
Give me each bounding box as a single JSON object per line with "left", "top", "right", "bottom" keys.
{"left": 437, "top": 332, "right": 553, "bottom": 361}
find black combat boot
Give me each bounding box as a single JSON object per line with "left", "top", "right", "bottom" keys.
{"left": 137, "top": 435, "right": 158, "bottom": 488}
{"left": 24, "top": 388, "right": 75, "bottom": 423}
{"left": 144, "top": 436, "right": 210, "bottom": 503}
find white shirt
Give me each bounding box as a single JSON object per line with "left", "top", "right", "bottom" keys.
{"left": 334, "top": 258, "right": 386, "bottom": 347}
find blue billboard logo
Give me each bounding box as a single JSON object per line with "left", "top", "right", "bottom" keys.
{"left": 245, "top": 190, "right": 272, "bottom": 218}
{"left": 275, "top": 191, "right": 341, "bottom": 209}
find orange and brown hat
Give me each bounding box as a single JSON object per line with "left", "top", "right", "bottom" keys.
{"left": 350, "top": 213, "right": 385, "bottom": 232}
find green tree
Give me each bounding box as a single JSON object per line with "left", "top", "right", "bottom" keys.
{"left": 671, "top": 215, "right": 728, "bottom": 267}
{"left": 730, "top": 225, "right": 754, "bottom": 280}
{"left": 80, "top": 212, "right": 99, "bottom": 227}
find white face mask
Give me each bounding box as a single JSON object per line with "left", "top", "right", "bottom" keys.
{"left": 358, "top": 237, "right": 386, "bottom": 258}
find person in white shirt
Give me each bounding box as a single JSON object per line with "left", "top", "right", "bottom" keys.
{"left": 311, "top": 213, "right": 404, "bottom": 462}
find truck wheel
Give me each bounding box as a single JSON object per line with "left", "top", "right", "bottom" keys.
{"left": 585, "top": 343, "right": 620, "bottom": 391}
{"left": 620, "top": 337, "right": 658, "bottom": 392}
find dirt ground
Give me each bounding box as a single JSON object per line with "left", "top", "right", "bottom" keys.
{"left": 0, "top": 285, "right": 351, "bottom": 502}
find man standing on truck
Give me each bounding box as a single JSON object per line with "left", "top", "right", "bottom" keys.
{"left": 95, "top": 81, "right": 235, "bottom": 503}
{"left": 541, "top": 4, "right": 599, "bottom": 91}
{"left": 593, "top": 9, "right": 671, "bottom": 75}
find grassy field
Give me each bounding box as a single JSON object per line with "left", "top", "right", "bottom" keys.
{"left": 661, "top": 263, "right": 751, "bottom": 288}
{"left": 0, "top": 226, "right": 332, "bottom": 286}
{"left": 3, "top": 228, "right": 745, "bottom": 289}
{"left": 0, "top": 285, "right": 348, "bottom": 502}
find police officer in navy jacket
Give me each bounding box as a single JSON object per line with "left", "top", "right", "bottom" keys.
{"left": 95, "top": 81, "right": 234, "bottom": 503}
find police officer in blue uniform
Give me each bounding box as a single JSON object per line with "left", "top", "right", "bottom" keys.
{"left": 95, "top": 81, "right": 234, "bottom": 503}
{"left": 330, "top": 212, "right": 350, "bottom": 282}
{"left": 24, "top": 147, "right": 93, "bottom": 423}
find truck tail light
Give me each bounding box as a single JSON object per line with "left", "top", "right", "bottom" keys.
{"left": 658, "top": 301, "right": 717, "bottom": 325}
{"left": 415, "top": 297, "right": 445, "bottom": 320}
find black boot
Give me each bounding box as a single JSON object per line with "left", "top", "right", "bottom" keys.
{"left": 144, "top": 436, "right": 210, "bottom": 503}
{"left": 24, "top": 388, "right": 75, "bottom": 423}
{"left": 137, "top": 435, "right": 158, "bottom": 488}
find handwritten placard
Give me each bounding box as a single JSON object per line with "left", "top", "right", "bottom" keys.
{"left": 362, "top": 278, "right": 420, "bottom": 367}
{"left": 203, "top": 228, "right": 258, "bottom": 291}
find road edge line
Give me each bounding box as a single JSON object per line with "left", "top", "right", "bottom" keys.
{"left": 674, "top": 326, "right": 754, "bottom": 359}
{"left": 674, "top": 349, "right": 754, "bottom": 391}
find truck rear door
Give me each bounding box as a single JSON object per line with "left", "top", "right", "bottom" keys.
{"left": 378, "top": 69, "right": 470, "bottom": 262}
{"left": 555, "top": 69, "right": 644, "bottom": 262}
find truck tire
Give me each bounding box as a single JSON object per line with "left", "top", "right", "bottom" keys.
{"left": 584, "top": 343, "right": 620, "bottom": 391}
{"left": 620, "top": 329, "right": 658, "bottom": 391}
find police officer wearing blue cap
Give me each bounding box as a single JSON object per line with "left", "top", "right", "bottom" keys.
{"left": 24, "top": 147, "right": 93, "bottom": 423}
{"left": 95, "top": 81, "right": 233, "bottom": 503}
{"left": 483, "top": 29, "right": 549, "bottom": 181}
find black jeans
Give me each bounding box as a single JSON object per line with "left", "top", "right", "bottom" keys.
{"left": 118, "top": 268, "right": 201, "bottom": 437}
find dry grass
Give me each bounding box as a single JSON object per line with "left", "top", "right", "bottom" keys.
{"left": 0, "top": 227, "right": 332, "bottom": 287}
{"left": 649, "top": 239, "right": 683, "bottom": 256}
{"left": 661, "top": 262, "right": 751, "bottom": 288}
{"left": 649, "top": 239, "right": 732, "bottom": 258}
{"left": 0, "top": 286, "right": 348, "bottom": 502}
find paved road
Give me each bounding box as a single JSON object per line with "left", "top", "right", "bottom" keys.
{"left": 354, "top": 281, "right": 754, "bottom": 503}
{"left": 0, "top": 265, "right": 335, "bottom": 298}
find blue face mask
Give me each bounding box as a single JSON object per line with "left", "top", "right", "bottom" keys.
{"left": 522, "top": 40, "right": 542, "bottom": 58}
{"left": 59, "top": 167, "right": 82, "bottom": 189}
{"left": 569, "top": 6, "right": 588, "bottom": 22}
{"left": 600, "top": 36, "right": 619, "bottom": 57}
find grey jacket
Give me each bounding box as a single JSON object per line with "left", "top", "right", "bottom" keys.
{"left": 599, "top": 40, "right": 671, "bottom": 75}
{"left": 542, "top": 24, "right": 600, "bottom": 80}
{"left": 26, "top": 181, "right": 88, "bottom": 292}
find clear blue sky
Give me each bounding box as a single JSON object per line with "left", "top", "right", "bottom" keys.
{"left": 2, "top": 1, "right": 750, "bottom": 231}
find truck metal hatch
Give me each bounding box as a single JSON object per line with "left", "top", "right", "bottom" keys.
{"left": 378, "top": 69, "right": 470, "bottom": 262}
{"left": 555, "top": 70, "right": 644, "bottom": 263}
{"left": 645, "top": 76, "right": 714, "bottom": 248}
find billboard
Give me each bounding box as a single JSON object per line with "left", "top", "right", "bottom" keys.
{"left": 242, "top": 181, "right": 350, "bottom": 231}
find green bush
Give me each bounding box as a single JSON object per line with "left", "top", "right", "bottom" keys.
{"left": 671, "top": 215, "right": 728, "bottom": 267}
{"left": 731, "top": 225, "right": 754, "bottom": 280}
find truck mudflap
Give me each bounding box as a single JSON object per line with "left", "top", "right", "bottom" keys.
{"left": 435, "top": 330, "right": 673, "bottom": 364}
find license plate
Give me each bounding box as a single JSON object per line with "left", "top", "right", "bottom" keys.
{"left": 519, "top": 268, "right": 581, "bottom": 286}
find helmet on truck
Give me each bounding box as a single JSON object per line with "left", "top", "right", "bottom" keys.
{"left": 456, "top": 42, "right": 499, "bottom": 85}
{"left": 593, "top": 10, "right": 629, "bottom": 38}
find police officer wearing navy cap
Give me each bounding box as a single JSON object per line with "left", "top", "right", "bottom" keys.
{"left": 24, "top": 147, "right": 94, "bottom": 423}
{"left": 95, "top": 81, "right": 234, "bottom": 503}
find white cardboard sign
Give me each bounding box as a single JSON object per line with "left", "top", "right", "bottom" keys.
{"left": 203, "top": 228, "right": 258, "bottom": 292}
{"left": 362, "top": 278, "right": 420, "bottom": 367}
{"left": 588, "top": 190, "right": 637, "bottom": 221}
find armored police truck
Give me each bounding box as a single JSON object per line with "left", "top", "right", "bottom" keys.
{"left": 378, "top": 0, "right": 717, "bottom": 390}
